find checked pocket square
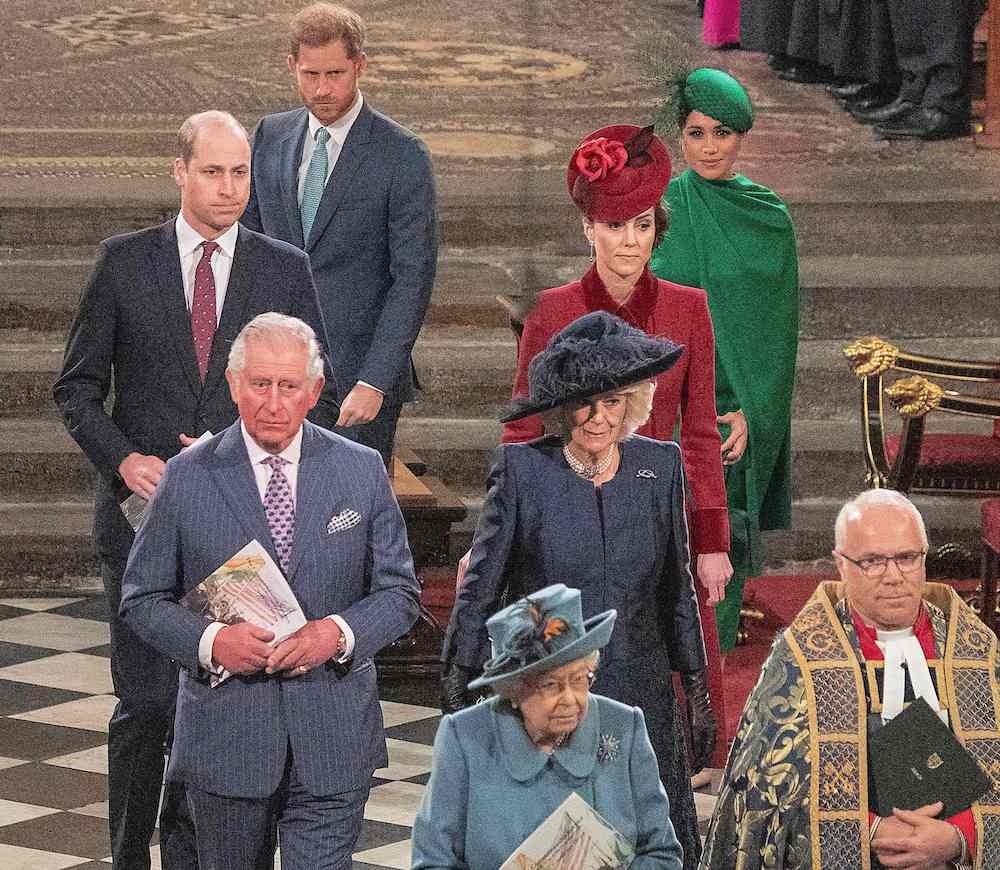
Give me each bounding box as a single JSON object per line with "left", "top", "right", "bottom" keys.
{"left": 327, "top": 509, "right": 361, "bottom": 534}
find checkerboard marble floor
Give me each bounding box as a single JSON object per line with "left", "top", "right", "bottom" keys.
{"left": 0, "top": 595, "right": 718, "bottom": 869}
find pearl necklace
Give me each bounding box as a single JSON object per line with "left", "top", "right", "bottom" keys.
{"left": 563, "top": 443, "right": 615, "bottom": 480}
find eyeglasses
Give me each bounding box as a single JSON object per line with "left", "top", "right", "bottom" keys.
{"left": 528, "top": 670, "right": 596, "bottom": 699}
{"left": 836, "top": 550, "right": 927, "bottom": 578}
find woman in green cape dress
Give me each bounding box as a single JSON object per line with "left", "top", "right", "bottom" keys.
{"left": 650, "top": 68, "right": 799, "bottom": 653}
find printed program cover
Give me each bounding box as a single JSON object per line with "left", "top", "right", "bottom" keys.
{"left": 501, "top": 792, "right": 635, "bottom": 870}
{"left": 180, "top": 539, "right": 306, "bottom": 686}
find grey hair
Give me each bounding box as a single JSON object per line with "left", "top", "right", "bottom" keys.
{"left": 228, "top": 313, "right": 323, "bottom": 382}
{"left": 177, "top": 111, "right": 248, "bottom": 165}
{"left": 542, "top": 380, "right": 657, "bottom": 442}
{"left": 494, "top": 650, "right": 601, "bottom": 703}
{"left": 834, "top": 489, "right": 928, "bottom": 549}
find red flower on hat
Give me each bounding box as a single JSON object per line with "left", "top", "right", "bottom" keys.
{"left": 574, "top": 137, "right": 629, "bottom": 182}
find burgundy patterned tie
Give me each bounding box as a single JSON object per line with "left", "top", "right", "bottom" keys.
{"left": 262, "top": 456, "right": 295, "bottom": 574}
{"left": 191, "top": 240, "right": 219, "bottom": 380}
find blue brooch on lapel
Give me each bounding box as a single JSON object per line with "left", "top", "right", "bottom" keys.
{"left": 327, "top": 509, "right": 361, "bottom": 534}
{"left": 597, "top": 733, "right": 621, "bottom": 764}
{"left": 636, "top": 468, "right": 657, "bottom": 479}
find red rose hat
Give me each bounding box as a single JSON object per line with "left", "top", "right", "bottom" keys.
{"left": 566, "top": 124, "right": 672, "bottom": 221}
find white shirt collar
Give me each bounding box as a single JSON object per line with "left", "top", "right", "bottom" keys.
{"left": 307, "top": 91, "right": 364, "bottom": 145}
{"left": 240, "top": 421, "right": 304, "bottom": 468}
{"left": 175, "top": 213, "right": 239, "bottom": 260}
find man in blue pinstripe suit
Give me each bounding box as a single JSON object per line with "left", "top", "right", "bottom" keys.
{"left": 120, "top": 312, "right": 420, "bottom": 869}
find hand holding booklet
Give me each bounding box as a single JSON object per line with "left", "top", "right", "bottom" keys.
{"left": 869, "top": 697, "right": 993, "bottom": 818}
{"left": 180, "top": 540, "right": 306, "bottom": 687}
{"left": 501, "top": 792, "right": 635, "bottom": 870}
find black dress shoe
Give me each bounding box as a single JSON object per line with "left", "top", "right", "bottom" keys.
{"left": 778, "top": 63, "right": 833, "bottom": 84}
{"left": 827, "top": 81, "right": 867, "bottom": 99}
{"left": 875, "top": 107, "right": 970, "bottom": 141}
{"left": 844, "top": 89, "right": 895, "bottom": 113}
{"left": 767, "top": 53, "right": 791, "bottom": 71}
{"left": 851, "top": 96, "right": 913, "bottom": 124}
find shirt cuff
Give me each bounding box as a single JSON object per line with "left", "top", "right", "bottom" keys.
{"left": 327, "top": 614, "right": 355, "bottom": 662}
{"left": 199, "top": 621, "right": 229, "bottom": 677}
{"left": 356, "top": 380, "right": 384, "bottom": 396}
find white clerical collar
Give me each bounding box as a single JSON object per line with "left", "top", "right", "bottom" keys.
{"left": 307, "top": 91, "right": 364, "bottom": 146}
{"left": 240, "top": 422, "right": 303, "bottom": 469}
{"left": 876, "top": 625, "right": 945, "bottom": 724}
{"left": 175, "top": 213, "right": 239, "bottom": 260}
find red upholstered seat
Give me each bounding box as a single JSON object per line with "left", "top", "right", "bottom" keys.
{"left": 885, "top": 433, "right": 1000, "bottom": 468}
{"left": 984, "top": 500, "right": 1000, "bottom": 555}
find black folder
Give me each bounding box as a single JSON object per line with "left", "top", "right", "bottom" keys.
{"left": 869, "top": 697, "right": 993, "bottom": 818}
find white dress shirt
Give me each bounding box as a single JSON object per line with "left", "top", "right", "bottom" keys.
{"left": 198, "top": 423, "right": 355, "bottom": 672}
{"left": 175, "top": 214, "right": 239, "bottom": 323}
{"left": 296, "top": 90, "right": 365, "bottom": 203}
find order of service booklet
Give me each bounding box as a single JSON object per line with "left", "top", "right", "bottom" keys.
{"left": 180, "top": 539, "right": 307, "bottom": 687}
{"left": 501, "top": 792, "right": 635, "bottom": 870}
{"left": 119, "top": 431, "right": 215, "bottom": 531}
{"left": 869, "top": 696, "right": 993, "bottom": 818}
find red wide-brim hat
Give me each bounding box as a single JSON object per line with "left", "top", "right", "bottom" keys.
{"left": 566, "top": 124, "right": 672, "bottom": 222}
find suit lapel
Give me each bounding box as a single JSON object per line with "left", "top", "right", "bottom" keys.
{"left": 209, "top": 424, "right": 281, "bottom": 566}
{"left": 150, "top": 220, "right": 202, "bottom": 397}
{"left": 285, "top": 422, "right": 331, "bottom": 581}
{"left": 203, "top": 226, "right": 254, "bottom": 393}
{"left": 305, "top": 104, "right": 375, "bottom": 250}
{"left": 279, "top": 112, "right": 310, "bottom": 248}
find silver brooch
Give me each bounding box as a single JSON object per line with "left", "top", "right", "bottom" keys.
{"left": 636, "top": 469, "right": 657, "bottom": 479}
{"left": 597, "top": 733, "right": 620, "bottom": 764}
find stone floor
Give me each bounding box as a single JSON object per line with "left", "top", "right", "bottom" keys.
{"left": 0, "top": 596, "right": 719, "bottom": 868}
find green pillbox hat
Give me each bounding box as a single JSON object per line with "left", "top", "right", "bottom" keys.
{"left": 683, "top": 68, "right": 754, "bottom": 132}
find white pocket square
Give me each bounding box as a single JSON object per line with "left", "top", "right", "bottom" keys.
{"left": 327, "top": 509, "right": 361, "bottom": 534}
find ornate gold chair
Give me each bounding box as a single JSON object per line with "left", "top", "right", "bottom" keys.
{"left": 843, "top": 336, "right": 1000, "bottom": 496}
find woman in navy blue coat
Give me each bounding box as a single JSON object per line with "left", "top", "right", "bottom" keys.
{"left": 414, "top": 584, "right": 682, "bottom": 869}
{"left": 441, "top": 312, "right": 713, "bottom": 868}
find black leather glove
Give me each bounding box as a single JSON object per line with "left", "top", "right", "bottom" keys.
{"left": 681, "top": 670, "right": 718, "bottom": 773}
{"left": 441, "top": 663, "right": 476, "bottom": 714}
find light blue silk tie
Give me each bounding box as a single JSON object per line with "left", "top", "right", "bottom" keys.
{"left": 300, "top": 126, "right": 330, "bottom": 243}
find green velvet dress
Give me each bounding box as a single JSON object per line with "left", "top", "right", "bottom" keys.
{"left": 650, "top": 169, "right": 799, "bottom": 651}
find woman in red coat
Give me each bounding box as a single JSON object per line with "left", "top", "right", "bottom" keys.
{"left": 504, "top": 125, "right": 733, "bottom": 600}
{"left": 501, "top": 126, "right": 734, "bottom": 773}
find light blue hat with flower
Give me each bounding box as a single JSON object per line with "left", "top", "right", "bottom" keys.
{"left": 468, "top": 584, "right": 616, "bottom": 690}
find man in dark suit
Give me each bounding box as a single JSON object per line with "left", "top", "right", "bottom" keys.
{"left": 53, "top": 110, "right": 338, "bottom": 869}
{"left": 120, "top": 313, "right": 420, "bottom": 869}
{"left": 243, "top": 2, "right": 438, "bottom": 465}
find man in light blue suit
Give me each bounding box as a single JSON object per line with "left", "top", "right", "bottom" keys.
{"left": 120, "top": 312, "right": 420, "bottom": 869}
{"left": 243, "top": 3, "right": 438, "bottom": 465}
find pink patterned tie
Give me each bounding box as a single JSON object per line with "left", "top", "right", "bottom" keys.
{"left": 191, "top": 240, "right": 219, "bottom": 380}
{"left": 262, "top": 456, "right": 295, "bottom": 574}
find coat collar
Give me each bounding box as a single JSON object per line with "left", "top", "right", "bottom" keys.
{"left": 492, "top": 695, "right": 600, "bottom": 781}
{"left": 151, "top": 219, "right": 202, "bottom": 397}
{"left": 580, "top": 263, "right": 659, "bottom": 329}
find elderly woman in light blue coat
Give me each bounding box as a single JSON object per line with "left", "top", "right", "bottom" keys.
{"left": 411, "top": 584, "right": 683, "bottom": 869}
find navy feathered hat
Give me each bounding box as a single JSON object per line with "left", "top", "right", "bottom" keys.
{"left": 500, "top": 311, "right": 684, "bottom": 423}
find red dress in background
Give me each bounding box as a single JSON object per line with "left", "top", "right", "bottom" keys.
{"left": 703, "top": 0, "right": 741, "bottom": 47}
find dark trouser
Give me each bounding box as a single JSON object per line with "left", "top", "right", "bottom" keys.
{"left": 886, "top": 0, "right": 975, "bottom": 116}
{"left": 103, "top": 558, "right": 197, "bottom": 870}
{"left": 334, "top": 401, "right": 402, "bottom": 468}
{"left": 186, "top": 748, "right": 370, "bottom": 870}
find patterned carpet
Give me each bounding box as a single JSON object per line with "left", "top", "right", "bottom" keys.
{"left": 0, "top": 595, "right": 719, "bottom": 868}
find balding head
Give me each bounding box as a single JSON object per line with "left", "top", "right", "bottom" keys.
{"left": 177, "top": 110, "right": 249, "bottom": 166}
